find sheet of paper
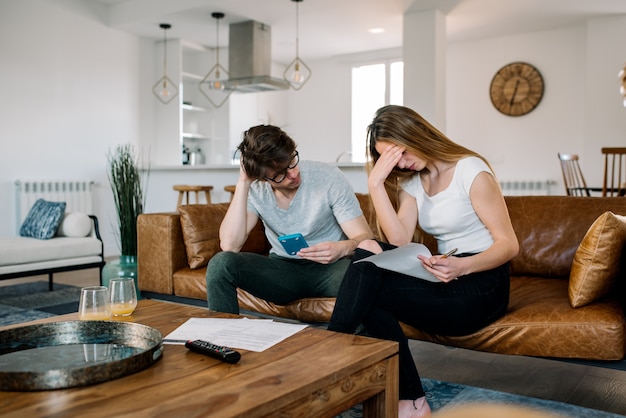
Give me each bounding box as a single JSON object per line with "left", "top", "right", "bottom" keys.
{"left": 355, "top": 242, "right": 440, "bottom": 282}
{"left": 163, "top": 317, "right": 308, "bottom": 352}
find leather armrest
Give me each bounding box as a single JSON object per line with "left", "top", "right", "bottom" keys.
{"left": 137, "top": 212, "right": 187, "bottom": 294}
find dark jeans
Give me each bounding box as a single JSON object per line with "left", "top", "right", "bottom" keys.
{"left": 328, "top": 244, "right": 510, "bottom": 400}
{"left": 206, "top": 251, "right": 351, "bottom": 314}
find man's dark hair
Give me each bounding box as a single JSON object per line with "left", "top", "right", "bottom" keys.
{"left": 237, "top": 125, "right": 297, "bottom": 180}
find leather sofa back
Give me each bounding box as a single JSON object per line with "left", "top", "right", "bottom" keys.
{"left": 504, "top": 196, "right": 626, "bottom": 277}
{"left": 359, "top": 194, "right": 626, "bottom": 278}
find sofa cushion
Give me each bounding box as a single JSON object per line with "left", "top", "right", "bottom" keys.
{"left": 569, "top": 211, "right": 626, "bottom": 308}
{"left": 401, "top": 276, "right": 626, "bottom": 360}
{"left": 179, "top": 204, "right": 269, "bottom": 269}
{"left": 19, "top": 199, "right": 66, "bottom": 240}
{"left": 0, "top": 236, "right": 103, "bottom": 267}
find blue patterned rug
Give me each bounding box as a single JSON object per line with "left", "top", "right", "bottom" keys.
{"left": 1, "top": 282, "right": 623, "bottom": 417}
{"left": 335, "top": 378, "right": 623, "bottom": 417}
{"left": 0, "top": 281, "right": 81, "bottom": 326}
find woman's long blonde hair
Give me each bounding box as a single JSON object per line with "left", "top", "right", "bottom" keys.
{"left": 365, "top": 105, "right": 493, "bottom": 241}
{"left": 366, "top": 105, "right": 492, "bottom": 193}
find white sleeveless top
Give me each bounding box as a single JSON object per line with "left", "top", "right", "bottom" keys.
{"left": 401, "top": 156, "right": 494, "bottom": 255}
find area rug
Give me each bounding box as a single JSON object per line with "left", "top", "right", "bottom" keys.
{"left": 1, "top": 282, "right": 623, "bottom": 418}
{"left": 0, "top": 281, "right": 81, "bottom": 326}
{"left": 336, "top": 378, "right": 623, "bottom": 417}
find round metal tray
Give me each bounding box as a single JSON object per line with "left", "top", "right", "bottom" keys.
{"left": 0, "top": 320, "right": 163, "bottom": 391}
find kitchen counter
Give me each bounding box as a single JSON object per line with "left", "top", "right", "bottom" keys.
{"left": 142, "top": 162, "right": 365, "bottom": 171}
{"left": 141, "top": 162, "right": 368, "bottom": 214}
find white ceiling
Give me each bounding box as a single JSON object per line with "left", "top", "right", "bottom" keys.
{"left": 90, "top": 0, "right": 626, "bottom": 64}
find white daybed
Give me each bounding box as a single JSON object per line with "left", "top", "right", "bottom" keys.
{"left": 0, "top": 215, "right": 105, "bottom": 290}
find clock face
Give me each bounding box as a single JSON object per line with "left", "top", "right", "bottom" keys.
{"left": 490, "top": 62, "right": 544, "bottom": 116}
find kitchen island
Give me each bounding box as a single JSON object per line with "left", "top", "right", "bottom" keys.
{"left": 142, "top": 163, "right": 367, "bottom": 213}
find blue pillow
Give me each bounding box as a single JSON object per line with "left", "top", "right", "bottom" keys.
{"left": 20, "top": 199, "right": 67, "bottom": 240}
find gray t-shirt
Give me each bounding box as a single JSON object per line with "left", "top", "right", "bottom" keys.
{"left": 247, "top": 160, "right": 363, "bottom": 257}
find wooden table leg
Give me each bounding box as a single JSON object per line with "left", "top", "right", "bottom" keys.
{"left": 362, "top": 354, "right": 399, "bottom": 418}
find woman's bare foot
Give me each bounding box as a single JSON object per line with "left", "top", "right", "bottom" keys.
{"left": 399, "top": 396, "right": 431, "bottom": 418}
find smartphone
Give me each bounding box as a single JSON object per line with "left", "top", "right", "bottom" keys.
{"left": 278, "top": 233, "right": 309, "bottom": 255}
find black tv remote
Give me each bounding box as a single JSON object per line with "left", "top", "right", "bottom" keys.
{"left": 184, "top": 339, "right": 241, "bottom": 364}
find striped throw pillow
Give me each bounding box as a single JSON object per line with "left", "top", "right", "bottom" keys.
{"left": 19, "top": 199, "right": 67, "bottom": 240}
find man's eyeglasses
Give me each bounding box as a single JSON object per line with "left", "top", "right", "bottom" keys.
{"left": 265, "top": 151, "right": 300, "bottom": 183}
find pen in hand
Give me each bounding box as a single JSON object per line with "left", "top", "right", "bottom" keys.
{"left": 440, "top": 248, "right": 458, "bottom": 259}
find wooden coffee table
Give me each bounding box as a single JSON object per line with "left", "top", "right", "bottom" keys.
{"left": 0, "top": 299, "right": 398, "bottom": 417}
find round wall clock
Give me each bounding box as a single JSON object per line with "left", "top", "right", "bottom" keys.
{"left": 489, "top": 62, "right": 544, "bottom": 116}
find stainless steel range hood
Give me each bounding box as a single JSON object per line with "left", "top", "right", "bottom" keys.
{"left": 225, "top": 20, "right": 289, "bottom": 93}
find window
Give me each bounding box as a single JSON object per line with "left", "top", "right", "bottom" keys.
{"left": 351, "top": 61, "right": 403, "bottom": 163}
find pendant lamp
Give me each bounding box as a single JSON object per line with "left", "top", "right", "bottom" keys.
{"left": 199, "top": 12, "right": 232, "bottom": 108}
{"left": 283, "top": 0, "right": 311, "bottom": 90}
{"left": 152, "top": 23, "right": 178, "bottom": 104}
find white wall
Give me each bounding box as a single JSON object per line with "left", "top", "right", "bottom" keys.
{"left": 2, "top": 1, "right": 626, "bottom": 258}
{"left": 285, "top": 57, "right": 353, "bottom": 163}
{"left": 584, "top": 16, "right": 626, "bottom": 185}
{"left": 447, "top": 26, "right": 587, "bottom": 186}
{"left": 0, "top": 0, "right": 142, "bottom": 256}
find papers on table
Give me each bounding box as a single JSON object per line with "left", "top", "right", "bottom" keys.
{"left": 355, "top": 242, "right": 440, "bottom": 282}
{"left": 163, "top": 317, "right": 308, "bottom": 352}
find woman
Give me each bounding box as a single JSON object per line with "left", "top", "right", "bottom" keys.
{"left": 328, "top": 105, "right": 519, "bottom": 418}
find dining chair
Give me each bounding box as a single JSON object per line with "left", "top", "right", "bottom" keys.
{"left": 601, "top": 147, "right": 626, "bottom": 197}
{"left": 557, "top": 153, "right": 593, "bottom": 196}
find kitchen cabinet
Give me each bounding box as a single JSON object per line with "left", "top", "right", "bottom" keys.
{"left": 152, "top": 39, "right": 230, "bottom": 166}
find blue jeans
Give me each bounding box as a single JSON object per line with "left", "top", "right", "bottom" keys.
{"left": 206, "top": 251, "right": 351, "bottom": 314}
{"left": 328, "top": 244, "right": 510, "bottom": 399}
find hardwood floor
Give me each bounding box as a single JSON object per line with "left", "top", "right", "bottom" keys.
{"left": 3, "top": 270, "right": 626, "bottom": 415}
{"left": 0, "top": 271, "right": 101, "bottom": 289}
{"left": 410, "top": 339, "right": 626, "bottom": 415}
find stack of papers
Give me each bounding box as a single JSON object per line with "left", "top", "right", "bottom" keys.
{"left": 163, "top": 318, "right": 308, "bottom": 352}
{"left": 356, "top": 242, "right": 440, "bottom": 282}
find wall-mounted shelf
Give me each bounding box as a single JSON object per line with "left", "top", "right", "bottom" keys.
{"left": 182, "top": 103, "right": 209, "bottom": 112}
{"left": 182, "top": 72, "right": 203, "bottom": 82}
{"left": 182, "top": 132, "right": 210, "bottom": 140}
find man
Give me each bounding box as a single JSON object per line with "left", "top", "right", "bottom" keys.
{"left": 206, "top": 125, "right": 372, "bottom": 314}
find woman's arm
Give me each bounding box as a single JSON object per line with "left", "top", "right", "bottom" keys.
{"left": 367, "top": 145, "right": 418, "bottom": 245}
{"left": 463, "top": 171, "right": 520, "bottom": 272}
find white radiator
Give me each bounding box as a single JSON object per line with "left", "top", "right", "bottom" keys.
{"left": 15, "top": 180, "right": 95, "bottom": 232}
{"left": 499, "top": 180, "right": 556, "bottom": 196}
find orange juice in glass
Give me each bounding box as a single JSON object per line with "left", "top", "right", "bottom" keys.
{"left": 78, "top": 286, "right": 111, "bottom": 320}
{"left": 109, "top": 278, "right": 137, "bottom": 317}
{"left": 111, "top": 301, "right": 137, "bottom": 316}
{"left": 78, "top": 311, "right": 112, "bottom": 320}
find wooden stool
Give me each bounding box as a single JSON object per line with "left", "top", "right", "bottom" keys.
{"left": 224, "top": 185, "right": 236, "bottom": 201}
{"left": 173, "top": 185, "right": 213, "bottom": 210}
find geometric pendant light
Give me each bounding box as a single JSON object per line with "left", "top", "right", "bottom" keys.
{"left": 199, "top": 12, "right": 233, "bottom": 108}
{"left": 152, "top": 23, "right": 179, "bottom": 104}
{"left": 283, "top": 0, "right": 311, "bottom": 90}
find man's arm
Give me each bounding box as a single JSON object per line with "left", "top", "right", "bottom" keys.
{"left": 298, "top": 214, "right": 373, "bottom": 264}
{"left": 337, "top": 215, "right": 374, "bottom": 256}
{"left": 219, "top": 168, "right": 260, "bottom": 252}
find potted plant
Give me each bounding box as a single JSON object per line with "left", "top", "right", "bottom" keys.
{"left": 102, "top": 144, "right": 148, "bottom": 295}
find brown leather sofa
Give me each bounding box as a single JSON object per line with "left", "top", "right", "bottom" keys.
{"left": 138, "top": 195, "right": 626, "bottom": 360}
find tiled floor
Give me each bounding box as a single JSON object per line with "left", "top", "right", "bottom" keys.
{"left": 3, "top": 269, "right": 626, "bottom": 415}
